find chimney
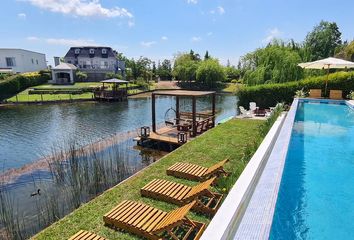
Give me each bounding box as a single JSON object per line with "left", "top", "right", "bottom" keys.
{"left": 54, "top": 57, "right": 60, "bottom": 66}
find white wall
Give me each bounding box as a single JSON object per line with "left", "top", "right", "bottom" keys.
{"left": 0, "top": 49, "right": 47, "bottom": 73}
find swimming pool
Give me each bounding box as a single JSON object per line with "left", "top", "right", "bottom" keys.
{"left": 270, "top": 100, "right": 354, "bottom": 239}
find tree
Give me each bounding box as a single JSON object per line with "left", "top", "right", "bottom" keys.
{"left": 157, "top": 59, "right": 172, "bottom": 80}
{"left": 173, "top": 53, "right": 200, "bottom": 83}
{"left": 204, "top": 51, "right": 210, "bottom": 60}
{"left": 224, "top": 66, "right": 241, "bottom": 82}
{"left": 240, "top": 39, "right": 303, "bottom": 85}
{"left": 304, "top": 20, "right": 342, "bottom": 61}
{"left": 335, "top": 40, "right": 354, "bottom": 61}
{"left": 196, "top": 59, "right": 226, "bottom": 88}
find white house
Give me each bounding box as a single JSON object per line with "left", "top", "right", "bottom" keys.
{"left": 0, "top": 48, "right": 47, "bottom": 73}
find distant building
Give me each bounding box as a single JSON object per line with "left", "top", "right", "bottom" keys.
{"left": 0, "top": 48, "right": 47, "bottom": 73}
{"left": 51, "top": 63, "right": 77, "bottom": 84}
{"left": 63, "top": 46, "right": 125, "bottom": 81}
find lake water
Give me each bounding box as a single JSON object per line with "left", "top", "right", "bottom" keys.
{"left": 0, "top": 94, "right": 237, "bottom": 172}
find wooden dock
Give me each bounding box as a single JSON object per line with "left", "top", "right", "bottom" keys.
{"left": 135, "top": 126, "right": 192, "bottom": 146}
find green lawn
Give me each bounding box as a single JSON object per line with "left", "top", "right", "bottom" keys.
{"left": 222, "top": 83, "right": 242, "bottom": 93}
{"left": 33, "top": 119, "right": 263, "bottom": 240}
{"left": 6, "top": 82, "right": 142, "bottom": 102}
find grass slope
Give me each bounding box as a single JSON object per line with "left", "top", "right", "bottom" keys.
{"left": 33, "top": 119, "right": 263, "bottom": 240}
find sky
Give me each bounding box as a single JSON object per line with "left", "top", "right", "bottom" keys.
{"left": 1, "top": 0, "right": 354, "bottom": 66}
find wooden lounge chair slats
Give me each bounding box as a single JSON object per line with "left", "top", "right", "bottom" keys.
{"left": 104, "top": 200, "right": 205, "bottom": 240}
{"left": 167, "top": 159, "right": 229, "bottom": 181}
{"left": 204, "top": 159, "right": 229, "bottom": 176}
{"left": 152, "top": 201, "right": 195, "bottom": 233}
{"left": 184, "top": 178, "right": 215, "bottom": 200}
{"left": 69, "top": 230, "right": 106, "bottom": 240}
{"left": 141, "top": 177, "right": 222, "bottom": 215}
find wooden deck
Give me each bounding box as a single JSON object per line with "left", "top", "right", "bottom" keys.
{"left": 135, "top": 126, "right": 193, "bottom": 146}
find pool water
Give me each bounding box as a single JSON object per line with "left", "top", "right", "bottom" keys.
{"left": 270, "top": 101, "right": 354, "bottom": 239}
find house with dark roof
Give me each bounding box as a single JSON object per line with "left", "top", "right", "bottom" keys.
{"left": 63, "top": 46, "right": 125, "bottom": 81}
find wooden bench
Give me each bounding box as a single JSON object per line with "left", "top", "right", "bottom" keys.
{"left": 141, "top": 177, "right": 223, "bottom": 216}
{"left": 103, "top": 200, "right": 205, "bottom": 240}
{"left": 166, "top": 159, "right": 229, "bottom": 181}
{"left": 69, "top": 230, "right": 106, "bottom": 240}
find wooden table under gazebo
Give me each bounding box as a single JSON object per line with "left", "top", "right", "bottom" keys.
{"left": 94, "top": 78, "right": 129, "bottom": 101}
{"left": 136, "top": 90, "right": 216, "bottom": 149}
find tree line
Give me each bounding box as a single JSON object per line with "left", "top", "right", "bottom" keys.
{"left": 116, "top": 20, "right": 353, "bottom": 88}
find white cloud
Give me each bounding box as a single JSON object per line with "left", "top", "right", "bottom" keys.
{"left": 191, "top": 36, "right": 201, "bottom": 42}
{"left": 140, "top": 41, "right": 157, "bottom": 47}
{"left": 17, "top": 13, "right": 27, "bottom": 19}
{"left": 217, "top": 6, "right": 225, "bottom": 15}
{"left": 207, "top": 32, "right": 213, "bottom": 36}
{"left": 161, "top": 36, "right": 168, "bottom": 41}
{"left": 25, "top": 0, "right": 133, "bottom": 18}
{"left": 263, "top": 27, "right": 282, "bottom": 43}
{"left": 210, "top": 6, "right": 225, "bottom": 15}
{"left": 26, "top": 36, "right": 39, "bottom": 41}
{"left": 26, "top": 36, "right": 98, "bottom": 46}
{"left": 187, "top": 0, "right": 198, "bottom": 4}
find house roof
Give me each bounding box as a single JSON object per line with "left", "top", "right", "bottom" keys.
{"left": 52, "top": 63, "right": 77, "bottom": 70}
{"left": 64, "top": 46, "right": 117, "bottom": 59}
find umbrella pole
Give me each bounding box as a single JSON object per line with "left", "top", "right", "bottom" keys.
{"left": 324, "top": 65, "right": 330, "bottom": 97}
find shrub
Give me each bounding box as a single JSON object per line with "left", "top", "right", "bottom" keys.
{"left": 76, "top": 71, "right": 88, "bottom": 82}
{"left": 231, "top": 79, "right": 238, "bottom": 84}
{"left": 237, "top": 71, "right": 354, "bottom": 108}
{"left": 0, "top": 72, "right": 50, "bottom": 101}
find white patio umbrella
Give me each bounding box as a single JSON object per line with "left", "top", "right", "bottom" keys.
{"left": 298, "top": 57, "right": 354, "bottom": 95}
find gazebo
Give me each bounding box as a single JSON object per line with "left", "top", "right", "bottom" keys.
{"left": 94, "top": 78, "right": 129, "bottom": 101}
{"left": 51, "top": 63, "right": 77, "bottom": 84}
{"left": 137, "top": 90, "right": 216, "bottom": 148}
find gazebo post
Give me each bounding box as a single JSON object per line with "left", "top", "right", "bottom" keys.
{"left": 152, "top": 93, "right": 156, "bottom": 132}
{"left": 192, "top": 96, "right": 196, "bottom": 136}
{"left": 176, "top": 96, "right": 180, "bottom": 125}
{"left": 212, "top": 93, "right": 216, "bottom": 127}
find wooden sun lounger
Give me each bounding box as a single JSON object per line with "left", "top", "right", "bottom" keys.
{"left": 309, "top": 89, "right": 323, "bottom": 98}
{"left": 141, "top": 177, "right": 223, "bottom": 216}
{"left": 329, "top": 90, "right": 343, "bottom": 100}
{"left": 103, "top": 200, "right": 205, "bottom": 240}
{"left": 69, "top": 230, "right": 106, "bottom": 240}
{"left": 166, "top": 159, "right": 229, "bottom": 181}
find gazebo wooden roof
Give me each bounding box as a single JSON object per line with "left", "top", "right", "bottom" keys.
{"left": 153, "top": 90, "right": 215, "bottom": 97}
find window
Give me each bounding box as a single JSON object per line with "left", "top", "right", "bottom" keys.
{"left": 102, "top": 48, "right": 107, "bottom": 54}
{"left": 31, "top": 59, "right": 34, "bottom": 64}
{"left": 36, "top": 59, "right": 38, "bottom": 65}
{"left": 75, "top": 49, "right": 80, "bottom": 54}
{"left": 6, "top": 57, "right": 16, "bottom": 67}
{"left": 89, "top": 49, "right": 95, "bottom": 54}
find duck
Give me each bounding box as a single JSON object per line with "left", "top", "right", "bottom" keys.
{"left": 30, "top": 189, "right": 41, "bottom": 197}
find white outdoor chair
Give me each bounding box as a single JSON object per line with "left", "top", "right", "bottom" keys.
{"left": 239, "top": 106, "right": 252, "bottom": 118}
{"left": 249, "top": 102, "right": 257, "bottom": 112}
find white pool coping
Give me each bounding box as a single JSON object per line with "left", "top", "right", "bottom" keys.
{"left": 200, "top": 109, "right": 289, "bottom": 240}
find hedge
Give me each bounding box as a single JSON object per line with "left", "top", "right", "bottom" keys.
{"left": 237, "top": 71, "right": 354, "bottom": 108}
{"left": 0, "top": 72, "right": 50, "bottom": 101}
